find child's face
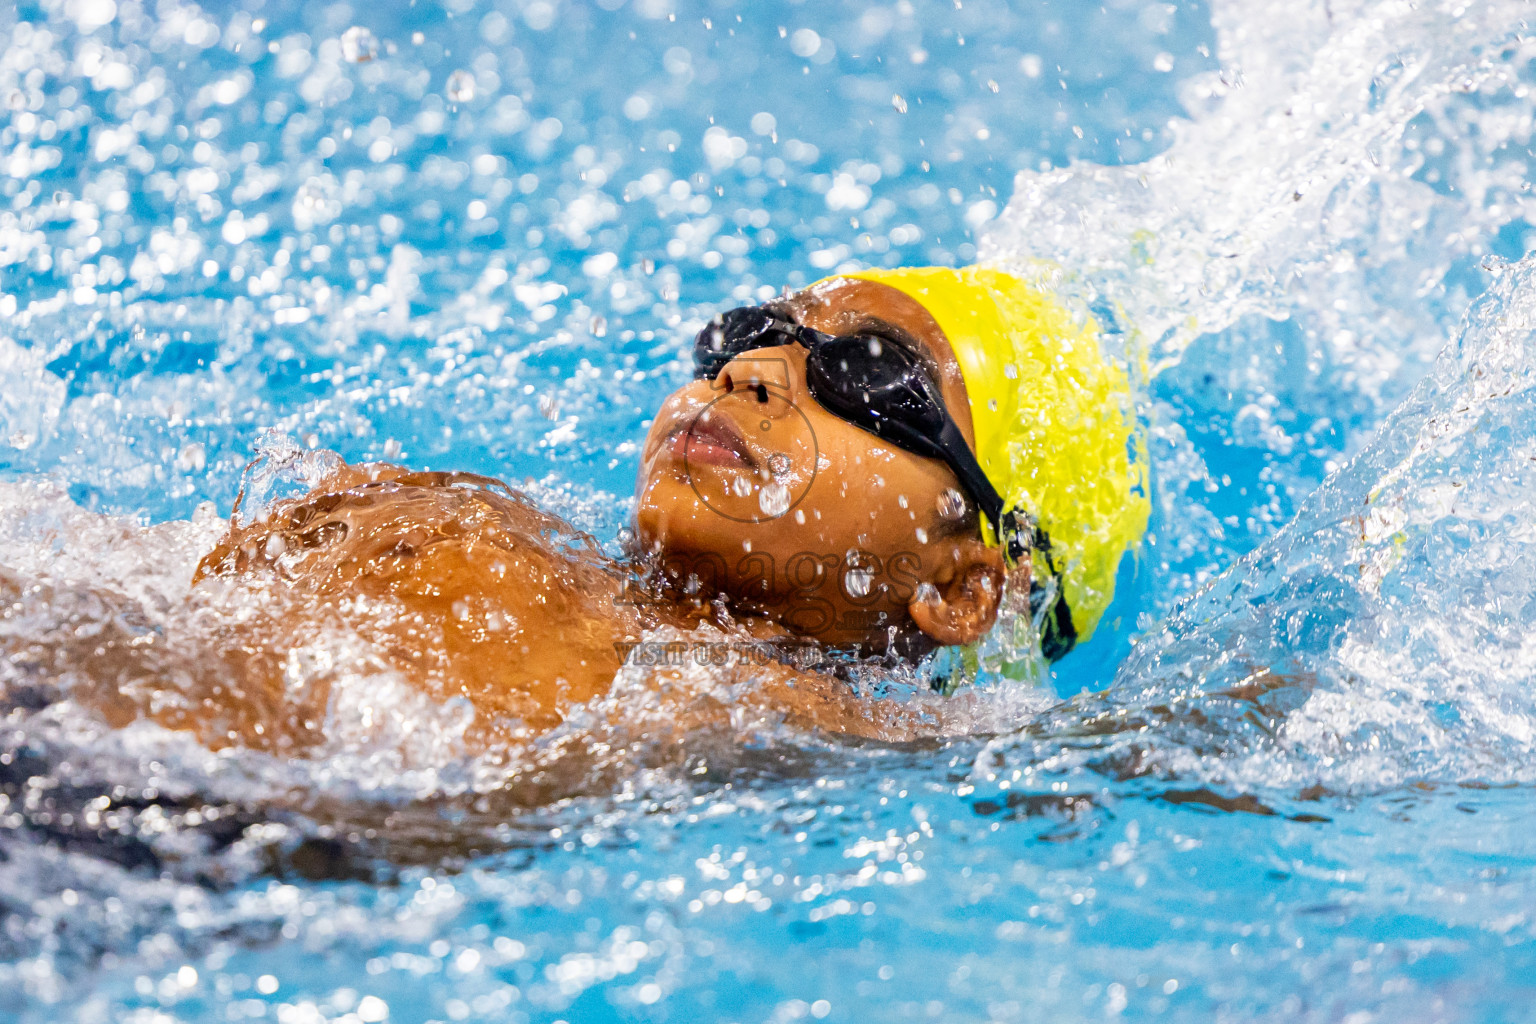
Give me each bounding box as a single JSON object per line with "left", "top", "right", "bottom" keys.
{"left": 634, "top": 278, "right": 1006, "bottom": 651}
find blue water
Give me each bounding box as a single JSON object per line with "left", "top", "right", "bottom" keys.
{"left": 5, "top": 0, "right": 1536, "bottom": 1021}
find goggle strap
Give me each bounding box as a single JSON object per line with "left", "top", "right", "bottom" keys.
{"left": 988, "top": 494, "right": 1079, "bottom": 661}
{"left": 1024, "top": 521, "right": 1077, "bottom": 659}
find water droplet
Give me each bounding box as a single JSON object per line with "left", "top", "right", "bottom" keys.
{"left": 357, "top": 995, "right": 389, "bottom": 1024}
{"left": 340, "top": 26, "right": 377, "bottom": 63}
{"left": 590, "top": 315, "right": 607, "bottom": 337}
{"left": 842, "top": 551, "right": 876, "bottom": 599}
{"left": 1003, "top": 363, "right": 1018, "bottom": 379}
{"left": 892, "top": 93, "right": 908, "bottom": 114}
{"left": 915, "top": 527, "right": 928, "bottom": 544}
{"left": 732, "top": 474, "right": 753, "bottom": 497}
{"left": 768, "top": 452, "right": 791, "bottom": 477}
{"left": 293, "top": 176, "right": 340, "bottom": 228}
{"left": 936, "top": 488, "right": 966, "bottom": 519}
{"left": 759, "top": 481, "right": 791, "bottom": 517}
{"left": 446, "top": 69, "right": 477, "bottom": 103}
{"left": 914, "top": 582, "right": 940, "bottom": 605}
{"left": 843, "top": 565, "right": 874, "bottom": 599}
{"left": 175, "top": 442, "right": 207, "bottom": 472}
{"left": 70, "top": 0, "right": 117, "bottom": 32}
{"left": 897, "top": 494, "right": 909, "bottom": 509}
{"left": 794, "top": 509, "right": 806, "bottom": 524}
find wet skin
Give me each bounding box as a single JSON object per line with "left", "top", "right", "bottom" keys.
{"left": 635, "top": 277, "right": 1012, "bottom": 653}
{"left": 174, "top": 278, "right": 1017, "bottom": 750}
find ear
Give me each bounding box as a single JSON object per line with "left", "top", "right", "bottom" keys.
{"left": 906, "top": 545, "right": 1006, "bottom": 647}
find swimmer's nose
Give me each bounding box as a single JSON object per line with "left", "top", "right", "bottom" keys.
{"left": 709, "top": 352, "right": 797, "bottom": 410}
{"left": 715, "top": 370, "right": 770, "bottom": 404}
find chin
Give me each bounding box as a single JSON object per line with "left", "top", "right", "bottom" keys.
{"left": 632, "top": 487, "right": 719, "bottom": 562}
{"left": 630, "top": 496, "right": 669, "bottom": 559}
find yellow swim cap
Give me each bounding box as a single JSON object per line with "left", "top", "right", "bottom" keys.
{"left": 839, "top": 266, "right": 1150, "bottom": 648}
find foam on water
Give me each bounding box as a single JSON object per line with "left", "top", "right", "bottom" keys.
{"left": 989, "top": 0, "right": 1536, "bottom": 679}
{"left": 978, "top": 253, "right": 1536, "bottom": 803}
{"left": 4, "top": 0, "right": 1536, "bottom": 1019}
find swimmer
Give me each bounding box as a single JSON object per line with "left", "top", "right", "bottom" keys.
{"left": 79, "top": 267, "right": 1149, "bottom": 753}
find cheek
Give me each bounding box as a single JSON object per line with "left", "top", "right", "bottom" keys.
{"left": 798, "top": 446, "right": 957, "bottom": 556}
{"left": 796, "top": 440, "right": 913, "bottom": 526}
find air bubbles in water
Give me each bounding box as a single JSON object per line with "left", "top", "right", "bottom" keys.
{"left": 340, "top": 26, "right": 377, "bottom": 63}
{"left": 936, "top": 488, "right": 966, "bottom": 519}
{"left": 759, "top": 481, "right": 791, "bottom": 517}
{"left": 891, "top": 93, "right": 908, "bottom": 114}
{"left": 446, "top": 69, "right": 477, "bottom": 103}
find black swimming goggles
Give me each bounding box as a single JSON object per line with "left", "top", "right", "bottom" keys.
{"left": 693, "top": 305, "right": 1078, "bottom": 659}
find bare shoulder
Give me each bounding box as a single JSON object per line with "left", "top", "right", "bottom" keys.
{"left": 195, "top": 461, "right": 617, "bottom": 590}
{"left": 192, "top": 462, "right": 650, "bottom": 737}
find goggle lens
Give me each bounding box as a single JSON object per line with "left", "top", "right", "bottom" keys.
{"left": 692, "top": 306, "right": 786, "bottom": 381}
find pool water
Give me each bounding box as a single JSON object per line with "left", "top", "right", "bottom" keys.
{"left": 5, "top": 0, "right": 1536, "bottom": 1020}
